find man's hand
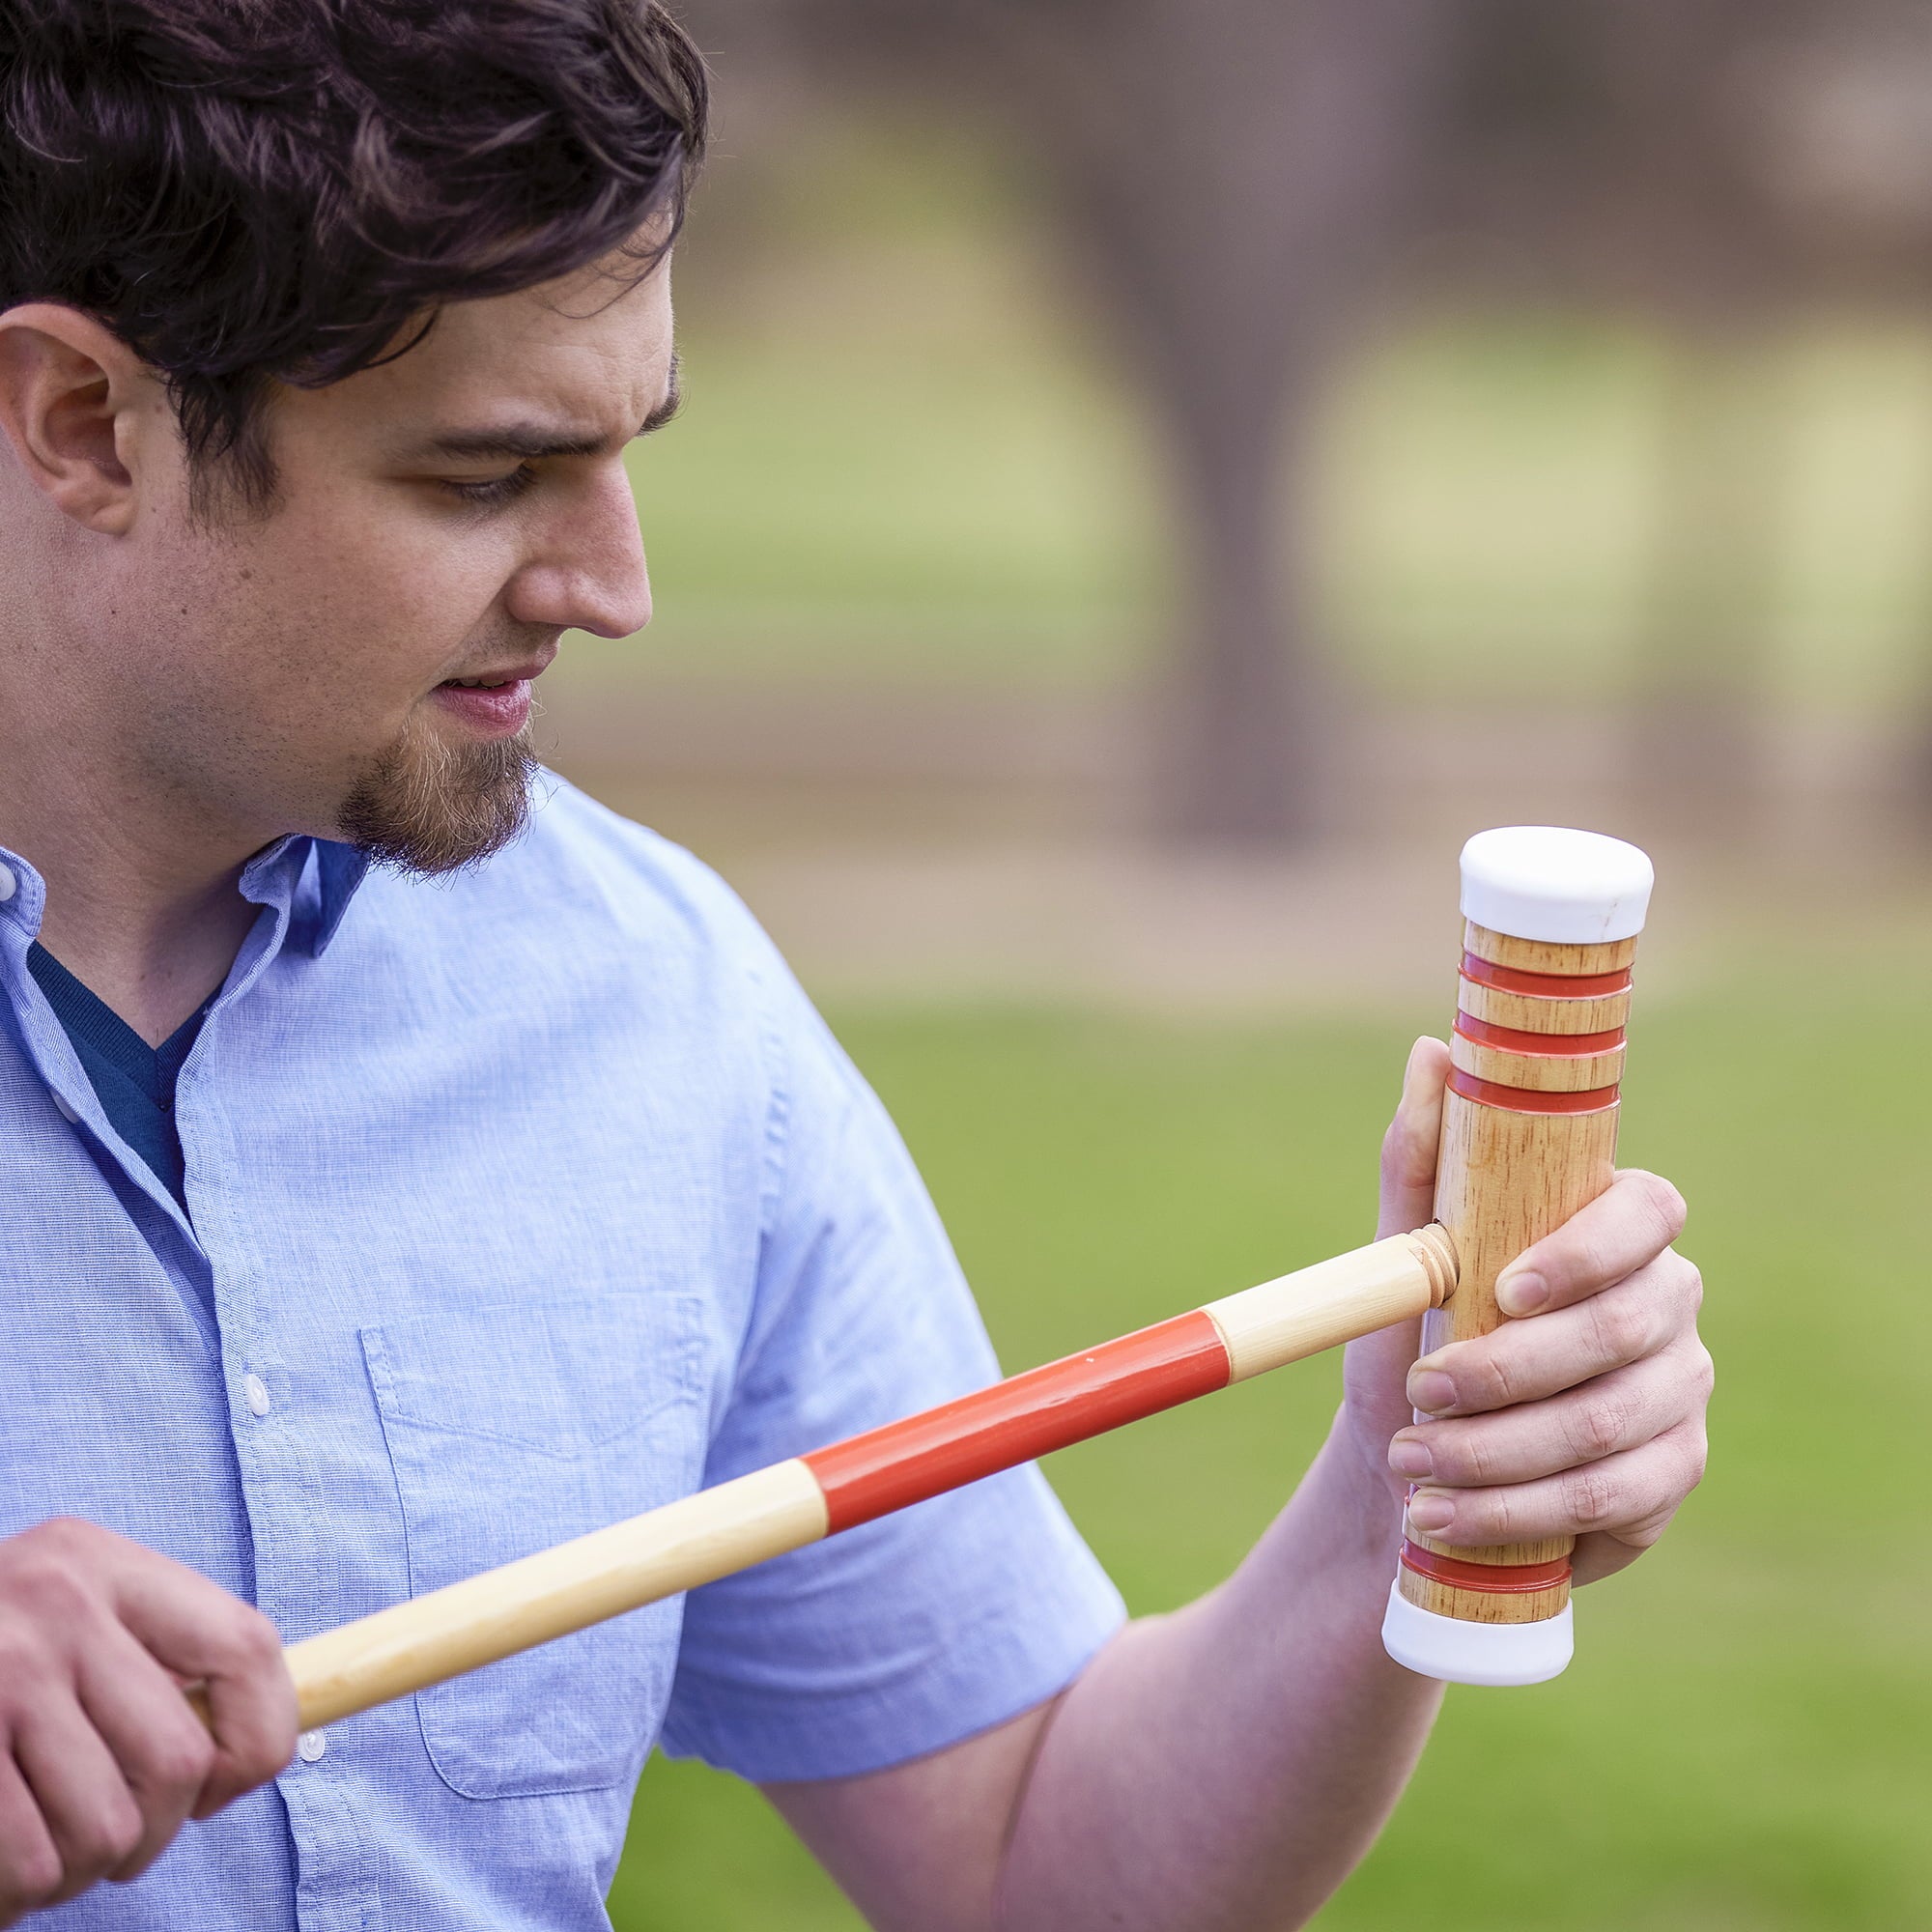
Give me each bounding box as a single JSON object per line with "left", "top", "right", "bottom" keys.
{"left": 1346, "top": 1036, "right": 1712, "bottom": 1585}
{"left": 0, "top": 1519, "right": 297, "bottom": 1922}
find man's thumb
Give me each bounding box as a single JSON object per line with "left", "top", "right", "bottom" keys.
{"left": 1376, "top": 1036, "right": 1449, "bottom": 1239}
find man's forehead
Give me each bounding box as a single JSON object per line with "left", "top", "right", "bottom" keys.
{"left": 366, "top": 267, "right": 675, "bottom": 454}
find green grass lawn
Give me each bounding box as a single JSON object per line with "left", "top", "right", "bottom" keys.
{"left": 608, "top": 970, "right": 1931, "bottom": 1930}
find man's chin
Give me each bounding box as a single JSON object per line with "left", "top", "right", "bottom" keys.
{"left": 337, "top": 721, "right": 537, "bottom": 876}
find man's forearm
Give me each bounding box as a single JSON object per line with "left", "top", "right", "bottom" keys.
{"left": 995, "top": 1421, "right": 1439, "bottom": 1932}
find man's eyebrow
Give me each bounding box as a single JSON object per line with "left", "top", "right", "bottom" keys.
{"left": 411, "top": 357, "right": 682, "bottom": 463}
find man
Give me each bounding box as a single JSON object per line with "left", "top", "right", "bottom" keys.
{"left": 0, "top": 3, "right": 1711, "bottom": 1927}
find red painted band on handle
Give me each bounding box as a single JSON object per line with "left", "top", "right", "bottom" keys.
{"left": 1461, "top": 952, "right": 1633, "bottom": 999}
{"left": 1447, "top": 1068, "right": 1620, "bottom": 1116}
{"left": 807, "top": 1311, "right": 1232, "bottom": 1534}
{"left": 1453, "top": 1013, "right": 1626, "bottom": 1056}
{"left": 1400, "top": 1541, "right": 1572, "bottom": 1594}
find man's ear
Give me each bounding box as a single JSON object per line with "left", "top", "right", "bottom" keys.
{"left": 0, "top": 304, "right": 163, "bottom": 535}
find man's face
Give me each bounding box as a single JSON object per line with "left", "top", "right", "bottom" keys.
{"left": 115, "top": 254, "right": 673, "bottom": 871}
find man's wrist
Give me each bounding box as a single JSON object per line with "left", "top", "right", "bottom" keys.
{"left": 1293, "top": 1412, "right": 1409, "bottom": 1586}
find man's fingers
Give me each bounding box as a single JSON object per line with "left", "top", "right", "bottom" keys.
{"left": 1406, "top": 1250, "right": 1698, "bottom": 1416}
{"left": 1390, "top": 1339, "right": 1712, "bottom": 1488}
{"left": 0, "top": 1751, "right": 63, "bottom": 1920}
{"left": 106, "top": 1555, "right": 295, "bottom": 1812}
{"left": 0, "top": 1518, "right": 296, "bottom": 1919}
{"left": 1405, "top": 1418, "right": 1707, "bottom": 1549}
{"left": 74, "top": 1624, "right": 217, "bottom": 1881}
{"left": 1376, "top": 1037, "right": 1449, "bottom": 1241}
{"left": 1492, "top": 1168, "right": 1689, "bottom": 1317}
{"left": 13, "top": 1696, "right": 145, "bottom": 1909}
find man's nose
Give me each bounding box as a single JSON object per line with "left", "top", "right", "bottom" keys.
{"left": 507, "top": 464, "right": 653, "bottom": 639}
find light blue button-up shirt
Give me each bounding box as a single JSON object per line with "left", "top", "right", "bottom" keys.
{"left": 0, "top": 780, "right": 1123, "bottom": 1930}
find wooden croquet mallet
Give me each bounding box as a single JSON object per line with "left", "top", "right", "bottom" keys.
{"left": 259, "top": 824, "right": 1651, "bottom": 1733}
{"left": 1379, "top": 824, "right": 1653, "bottom": 1685}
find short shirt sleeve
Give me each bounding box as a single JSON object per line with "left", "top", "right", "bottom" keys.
{"left": 658, "top": 941, "right": 1125, "bottom": 1785}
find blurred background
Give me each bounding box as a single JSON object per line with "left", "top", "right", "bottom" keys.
{"left": 558, "top": 3, "right": 1932, "bottom": 1925}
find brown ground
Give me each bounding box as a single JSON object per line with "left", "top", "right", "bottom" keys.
{"left": 538, "top": 674, "right": 1932, "bottom": 1011}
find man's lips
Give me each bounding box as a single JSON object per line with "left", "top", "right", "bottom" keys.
{"left": 430, "top": 652, "right": 554, "bottom": 736}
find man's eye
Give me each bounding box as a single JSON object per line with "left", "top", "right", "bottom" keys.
{"left": 439, "top": 466, "right": 538, "bottom": 507}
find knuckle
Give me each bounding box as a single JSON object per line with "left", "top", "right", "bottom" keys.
{"left": 1689, "top": 1342, "right": 1717, "bottom": 1402}
{"left": 1569, "top": 1225, "right": 1619, "bottom": 1291}
{"left": 1451, "top": 1428, "right": 1496, "bottom": 1487}
{"left": 1631, "top": 1170, "right": 1689, "bottom": 1242}
{"left": 145, "top": 1727, "right": 216, "bottom": 1796}
{"left": 1616, "top": 1510, "right": 1674, "bottom": 1552}
{"left": 8, "top": 1558, "right": 83, "bottom": 1620}
{"left": 1567, "top": 1464, "right": 1620, "bottom": 1526}
{"left": 9, "top": 1840, "right": 64, "bottom": 1906}
{"left": 1463, "top": 1345, "right": 1515, "bottom": 1409}
{"left": 241, "top": 1609, "right": 284, "bottom": 1667}
{"left": 22, "top": 1518, "right": 87, "bottom": 1556}
{"left": 72, "top": 1799, "right": 143, "bottom": 1872}
{"left": 249, "top": 1735, "right": 296, "bottom": 1785}
{"left": 19, "top": 1520, "right": 112, "bottom": 1582}
{"left": 0, "top": 1622, "right": 52, "bottom": 1689}
{"left": 1571, "top": 1396, "right": 1629, "bottom": 1463}
{"left": 1589, "top": 1292, "right": 1649, "bottom": 1365}
{"left": 1674, "top": 1257, "right": 1705, "bottom": 1315}
{"left": 1466, "top": 1490, "right": 1513, "bottom": 1544}
{"left": 217, "top": 1605, "right": 284, "bottom": 1678}
{"left": 1, "top": 1541, "right": 107, "bottom": 1638}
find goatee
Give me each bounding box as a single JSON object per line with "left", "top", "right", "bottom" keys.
{"left": 338, "top": 714, "right": 537, "bottom": 875}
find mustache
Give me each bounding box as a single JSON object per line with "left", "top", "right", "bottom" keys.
{"left": 438, "top": 633, "right": 560, "bottom": 684}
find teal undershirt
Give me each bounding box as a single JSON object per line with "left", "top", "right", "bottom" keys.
{"left": 28, "top": 943, "right": 212, "bottom": 1209}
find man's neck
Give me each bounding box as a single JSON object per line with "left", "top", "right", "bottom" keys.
{"left": 0, "top": 504, "right": 283, "bottom": 1042}
{"left": 33, "top": 867, "right": 259, "bottom": 1047}
{"left": 2, "top": 756, "right": 263, "bottom": 1048}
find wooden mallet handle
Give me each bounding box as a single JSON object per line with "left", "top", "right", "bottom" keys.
{"left": 281, "top": 1228, "right": 1458, "bottom": 1732}
{"left": 1381, "top": 825, "right": 1654, "bottom": 1686}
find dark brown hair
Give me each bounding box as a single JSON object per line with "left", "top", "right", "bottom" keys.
{"left": 0, "top": 0, "right": 707, "bottom": 508}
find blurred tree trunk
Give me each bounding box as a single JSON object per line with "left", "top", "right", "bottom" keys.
{"left": 1154, "top": 364, "right": 1323, "bottom": 840}
{"left": 999, "top": 0, "right": 1450, "bottom": 844}
{"left": 686, "top": 0, "right": 1455, "bottom": 845}
{"left": 1628, "top": 326, "right": 1786, "bottom": 828}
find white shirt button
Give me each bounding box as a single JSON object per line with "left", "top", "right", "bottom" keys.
{"left": 242, "top": 1373, "right": 271, "bottom": 1417}
{"left": 297, "top": 1729, "right": 327, "bottom": 1763}
{"left": 0, "top": 863, "right": 14, "bottom": 903}
{"left": 52, "top": 1093, "right": 78, "bottom": 1124}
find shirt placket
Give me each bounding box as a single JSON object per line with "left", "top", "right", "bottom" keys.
{"left": 172, "top": 852, "right": 383, "bottom": 1932}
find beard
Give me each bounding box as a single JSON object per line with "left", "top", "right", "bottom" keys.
{"left": 337, "top": 711, "right": 537, "bottom": 875}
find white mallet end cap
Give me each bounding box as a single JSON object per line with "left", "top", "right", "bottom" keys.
{"left": 1380, "top": 1582, "right": 1574, "bottom": 1687}
{"left": 1460, "top": 826, "right": 1653, "bottom": 946}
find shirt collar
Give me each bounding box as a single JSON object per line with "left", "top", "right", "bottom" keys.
{"left": 0, "top": 845, "right": 47, "bottom": 939}
{"left": 240, "top": 837, "right": 371, "bottom": 959}
{"left": 0, "top": 835, "right": 370, "bottom": 961}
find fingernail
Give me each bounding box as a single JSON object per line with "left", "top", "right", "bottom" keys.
{"left": 1407, "top": 1367, "right": 1456, "bottom": 1414}
{"left": 1407, "top": 1491, "right": 1455, "bottom": 1534}
{"left": 1496, "top": 1267, "right": 1548, "bottom": 1317}
{"left": 1387, "top": 1435, "right": 1434, "bottom": 1479}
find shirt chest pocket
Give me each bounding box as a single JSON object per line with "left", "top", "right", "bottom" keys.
{"left": 360, "top": 1292, "right": 709, "bottom": 1800}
